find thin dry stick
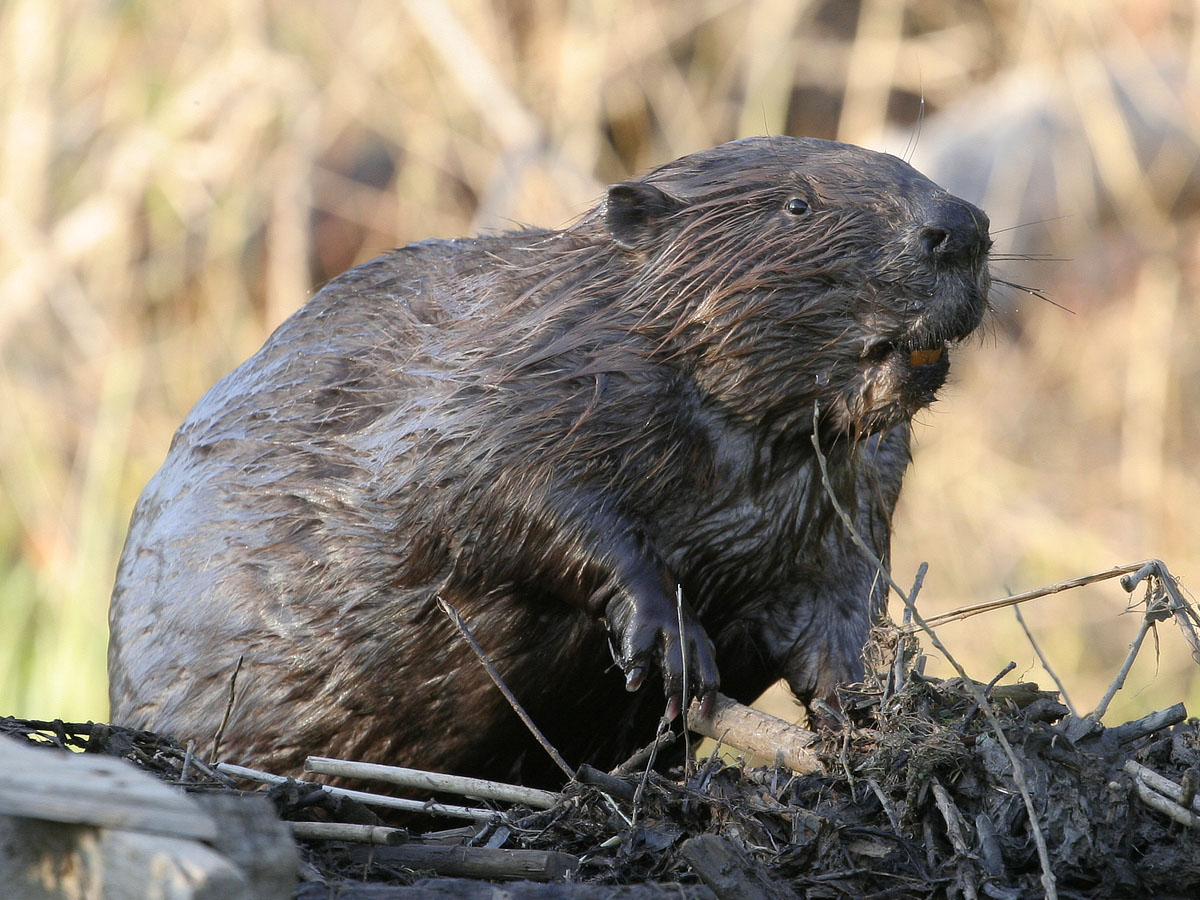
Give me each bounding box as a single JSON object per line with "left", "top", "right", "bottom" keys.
{"left": 438, "top": 597, "right": 576, "bottom": 781}
{"left": 291, "top": 822, "right": 407, "bottom": 845}
{"left": 675, "top": 585, "right": 692, "bottom": 774}
{"left": 912, "top": 563, "right": 1150, "bottom": 630}
{"left": 182, "top": 754, "right": 233, "bottom": 787}
{"left": 890, "top": 566, "right": 926, "bottom": 700}
{"left": 989, "top": 661, "right": 1017, "bottom": 688}
{"left": 217, "top": 762, "right": 502, "bottom": 823}
{"left": 632, "top": 715, "right": 672, "bottom": 828}
{"left": 1124, "top": 759, "right": 1200, "bottom": 815}
{"left": 931, "top": 779, "right": 970, "bottom": 855}
{"left": 598, "top": 790, "right": 634, "bottom": 829}
{"left": 931, "top": 558, "right": 1198, "bottom": 722}
{"left": 809, "top": 406, "right": 1058, "bottom": 900}
{"left": 210, "top": 654, "right": 244, "bottom": 762}
{"left": 963, "top": 661, "right": 1016, "bottom": 724}
{"left": 1130, "top": 779, "right": 1200, "bottom": 828}
{"left": 180, "top": 740, "right": 196, "bottom": 784}
{"left": 1122, "top": 560, "right": 1200, "bottom": 664}
{"left": 867, "top": 777, "right": 902, "bottom": 834}
{"left": 1089, "top": 594, "right": 1163, "bottom": 721}
{"left": 1014, "top": 605, "right": 1077, "bottom": 716}
{"left": 304, "top": 756, "right": 559, "bottom": 809}
{"left": 612, "top": 730, "right": 677, "bottom": 777}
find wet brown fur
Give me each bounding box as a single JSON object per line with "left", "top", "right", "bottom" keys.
{"left": 108, "top": 137, "right": 991, "bottom": 786}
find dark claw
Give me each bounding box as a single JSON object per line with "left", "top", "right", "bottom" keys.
{"left": 664, "top": 694, "right": 682, "bottom": 721}
{"left": 625, "top": 666, "right": 645, "bottom": 692}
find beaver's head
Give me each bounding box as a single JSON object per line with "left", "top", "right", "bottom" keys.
{"left": 605, "top": 136, "right": 991, "bottom": 441}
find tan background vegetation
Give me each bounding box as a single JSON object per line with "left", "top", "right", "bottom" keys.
{"left": 1, "top": 0, "right": 1197, "bottom": 733}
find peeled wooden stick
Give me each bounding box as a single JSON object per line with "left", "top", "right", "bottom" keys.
{"left": 291, "top": 822, "right": 407, "bottom": 845}
{"left": 1130, "top": 779, "right": 1200, "bottom": 828}
{"left": 1124, "top": 759, "right": 1200, "bottom": 816}
{"left": 215, "top": 762, "right": 502, "bottom": 823}
{"left": 686, "top": 693, "right": 822, "bottom": 774}
{"left": 304, "top": 756, "right": 559, "bottom": 809}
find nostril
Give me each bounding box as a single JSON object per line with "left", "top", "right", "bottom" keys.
{"left": 919, "top": 225, "right": 951, "bottom": 258}
{"left": 919, "top": 198, "right": 990, "bottom": 265}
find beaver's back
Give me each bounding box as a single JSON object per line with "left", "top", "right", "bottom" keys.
{"left": 107, "top": 228, "right": 680, "bottom": 779}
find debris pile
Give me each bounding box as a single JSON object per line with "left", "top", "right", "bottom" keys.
{"left": 5, "top": 560, "right": 1200, "bottom": 898}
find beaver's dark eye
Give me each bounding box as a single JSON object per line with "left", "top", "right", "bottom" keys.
{"left": 785, "top": 197, "right": 809, "bottom": 216}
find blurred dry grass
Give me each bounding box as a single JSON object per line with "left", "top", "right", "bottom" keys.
{"left": 1, "top": 0, "right": 1197, "bottom": 729}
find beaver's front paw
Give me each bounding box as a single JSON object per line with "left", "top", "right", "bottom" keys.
{"left": 605, "top": 590, "right": 719, "bottom": 720}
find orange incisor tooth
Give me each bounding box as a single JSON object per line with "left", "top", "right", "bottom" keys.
{"left": 908, "top": 347, "right": 944, "bottom": 367}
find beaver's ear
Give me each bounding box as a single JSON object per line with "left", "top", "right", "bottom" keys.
{"left": 606, "top": 182, "right": 685, "bottom": 251}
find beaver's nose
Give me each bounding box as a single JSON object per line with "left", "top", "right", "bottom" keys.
{"left": 918, "top": 197, "right": 991, "bottom": 266}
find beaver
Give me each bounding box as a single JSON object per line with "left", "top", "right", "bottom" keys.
{"left": 108, "top": 136, "right": 991, "bottom": 786}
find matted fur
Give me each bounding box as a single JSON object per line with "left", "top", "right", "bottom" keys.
{"left": 108, "top": 136, "right": 990, "bottom": 785}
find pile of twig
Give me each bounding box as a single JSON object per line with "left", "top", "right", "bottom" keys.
{"left": 219, "top": 627, "right": 1200, "bottom": 898}
{"left": 0, "top": 716, "right": 230, "bottom": 790}
{"left": 269, "top": 605, "right": 1200, "bottom": 899}
{"left": 6, "top": 559, "right": 1200, "bottom": 899}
